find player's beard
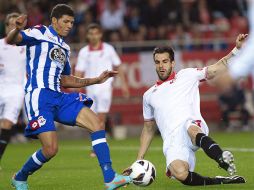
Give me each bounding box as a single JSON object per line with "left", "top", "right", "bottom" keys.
{"left": 156, "top": 67, "right": 173, "bottom": 81}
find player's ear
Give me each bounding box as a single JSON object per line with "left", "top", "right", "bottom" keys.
{"left": 51, "top": 17, "right": 57, "bottom": 25}
{"left": 171, "top": 61, "right": 175, "bottom": 67}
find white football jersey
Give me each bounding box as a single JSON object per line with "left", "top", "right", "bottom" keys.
{"left": 143, "top": 68, "right": 208, "bottom": 142}
{"left": 0, "top": 38, "right": 26, "bottom": 87}
{"left": 75, "top": 42, "right": 121, "bottom": 93}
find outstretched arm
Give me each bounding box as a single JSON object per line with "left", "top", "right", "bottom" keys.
{"left": 60, "top": 70, "right": 118, "bottom": 88}
{"left": 137, "top": 120, "right": 157, "bottom": 160}
{"left": 6, "top": 15, "right": 27, "bottom": 45}
{"left": 206, "top": 34, "right": 247, "bottom": 80}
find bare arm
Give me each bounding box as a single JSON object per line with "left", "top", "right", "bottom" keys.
{"left": 6, "top": 15, "right": 27, "bottom": 45}
{"left": 206, "top": 34, "right": 247, "bottom": 80}
{"left": 115, "top": 65, "right": 130, "bottom": 98}
{"left": 61, "top": 70, "right": 118, "bottom": 88}
{"left": 137, "top": 120, "right": 157, "bottom": 160}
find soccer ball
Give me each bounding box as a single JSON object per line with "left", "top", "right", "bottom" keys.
{"left": 129, "top": 160, "right": 156, "bottom": 186}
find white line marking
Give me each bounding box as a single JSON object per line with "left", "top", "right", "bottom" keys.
{"left": 60, "top": 146, "right": 254, "bottom": 152}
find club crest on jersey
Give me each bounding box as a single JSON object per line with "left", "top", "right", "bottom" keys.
{"left": 49, "top": 47, "right": 66, "bottom": 65}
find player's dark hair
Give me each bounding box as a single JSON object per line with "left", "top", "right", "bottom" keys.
{"left": 5, "top": 12, "right": 20, "bottom": 26}
{"left": 50, "top": 4, "right": 74, "bottom": 21}
{"left": 86, "top": 23, "right": 102, "bottom": 33}
{"left": 153, "top": 46, "right": 175, "bottom": 62}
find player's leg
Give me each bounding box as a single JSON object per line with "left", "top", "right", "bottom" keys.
{"left": 14, "top": 132, "right": 56, "bottom": 181}
{"left": 12, "top": 132, "right": 56, "bottom": 190}
{"left": 0, "top": 91, "right": 23, "bottom": 168}
{"left": 187, "top": 122, "right": 236, "bottom": 175}
{"left": 12, "top": 89, "right": 57, "bottom": 190}
{"left": 166, "top": 146, "right": 245, "bottom": 185}
{"left": 76, "top": 107, "right": 131, "bottom": 189}
{"left": 76, "top": 108, "right": 115, "bottom": 179}
{"left": 87, "top": 92, "right": 112, "bottom": 157}
{"left": 89, "top": 112, "right": 107, "bottom": 157}
{"left": 169, "top": 160, "right": 224, "bottom": 185}
{"left": 0, "top": 119, "right": 13, "bottom": 164}
{"left": 57, "top": 92, "right": 131, "bottom": 189}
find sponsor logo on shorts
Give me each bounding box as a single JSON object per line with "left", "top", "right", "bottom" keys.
{"left": 29, "top": 116, "right": 47, "bottom": 131}
{"left": 38, "top": 116, "right": 46, "bottom": 126}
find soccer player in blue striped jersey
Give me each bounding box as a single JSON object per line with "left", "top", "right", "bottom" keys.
{"left": 6, "top": 4, "right": 131, "bottom": 190}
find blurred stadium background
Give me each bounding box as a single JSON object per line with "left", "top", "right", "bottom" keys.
{"left": 1, "top": 0, "right": 253, "bottom": 137}
{"left": 0, "top": 0, "right": 254, "bottom": 189}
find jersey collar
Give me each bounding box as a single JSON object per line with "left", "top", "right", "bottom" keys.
{"left": 89, "top": 42, "right": 103, "bottom": 51}
{"left": 48, "top": 25, "right": 64, "bottom": 44}
{"left": 156, "top": 71, "right": 176, "bottom": 86}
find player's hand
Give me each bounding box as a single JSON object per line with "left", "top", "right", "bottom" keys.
{"left": 15, "top": 14, "right": 27, "bottom": 30}
{"left": 236, "top": 33, "right": 248, "bottom": 49}
{"left": 97, "top": 70, "right": 118, "bottom": 84}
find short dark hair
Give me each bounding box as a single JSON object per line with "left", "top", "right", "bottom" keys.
{"left": 5, "top": 12, "right": 20, "bottom": 26}
{"left": 153, "top": 46, "right": 175, "bottom": 61}
{"left": 86, "top": 23, "right": 102, "bottom": 33}
{"left": 50, "top": 4, "right": 74, "bottom": 21}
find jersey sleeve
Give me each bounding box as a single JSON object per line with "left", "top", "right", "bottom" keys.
{"left": 143, "top": 94, "right": 154, "bottom": 121}
{"left": 110, "top": 46, "right": 121, "bottom": 66}
{"left": 75, "top": 49, "right": 87, "bottom": 72}
{"left": 182, "top": 67, "right": 208, "bottom": 82}
{"left": 18, "top": 25, "right": 45, "bottom": 46}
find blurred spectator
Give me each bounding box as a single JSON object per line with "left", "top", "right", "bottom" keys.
{"left": 219, "top": 84, "right": 250, "bottom": 131}
{"left": 170, "top": 24, "right": 192, "bottom": 51}
{"left": 124, "top": 5, "right": 140, "bottom": 32}
{"left": 0, "top": 0, "right": 250, "bottom": 45}
{"left": 26, "top": 2, "right": 44, "bottom": 27}
{"left": 100, "top": 0, "right": 124, "bottom": 31}
{"left": 140, "top": 0, "right": 167, "bottom": 27}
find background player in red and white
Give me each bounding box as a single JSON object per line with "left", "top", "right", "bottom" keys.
{"left": 0, "top": 13, "right": 26, "bottom": 169}
{"left": 124, "top": 34, "right": 247, "bottom": 185}
{"left": 75, "top": 23, "right": 129, "bottom": 156}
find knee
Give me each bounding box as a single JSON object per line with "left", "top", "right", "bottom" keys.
{"left": 174, "top": 169, "right": 189, "bottom": 182}
{"left": 170, "top": 161, "right": 189, "bottom": 181}
{"left": 90, "top": 118, "right": 105, "bottom": 132}
{"left": 42, "top": 145, "right": 58, "bottom": 158}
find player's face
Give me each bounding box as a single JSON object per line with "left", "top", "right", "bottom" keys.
{"left": 52, "top": 15, "right": 74, "bottom": 37}
{"left": 154, "top": 52, "right": 175, "bottom": 81}
{"left": 87, "top": 28, "right": 102, "bottom": 45}
{"left": 5, "top": 17, "right": 17, "bottom": 35}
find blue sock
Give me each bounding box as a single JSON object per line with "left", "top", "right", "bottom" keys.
{"left": 15, "top": 149, "right": 49, "bottom": 181}
{"left": 91, "top": 130, "right": 115, "bottom": 183}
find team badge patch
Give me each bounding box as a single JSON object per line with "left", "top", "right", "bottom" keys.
{"left": 49, "top": 47, "right": 66, "bottom": 65}
{"left": 29, "top": 116, "right": 47, "bottom": 131}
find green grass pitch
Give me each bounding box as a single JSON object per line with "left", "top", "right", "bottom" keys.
{"left": 0, "top": 132, "right": 253, "bottom": 190}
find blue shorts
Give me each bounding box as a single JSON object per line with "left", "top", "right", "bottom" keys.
{"left": 24, "top": 88, "right": 93, "bottom": 139}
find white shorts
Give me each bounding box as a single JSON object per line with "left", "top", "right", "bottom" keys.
{"left": 87, "top": 89, "right": 112, "bottom": 113}
{"left": 164, "top": 119, "right": 209, "bottom": 174}
{"left": 0, "top": 85, "right": 24, "bottom": 124}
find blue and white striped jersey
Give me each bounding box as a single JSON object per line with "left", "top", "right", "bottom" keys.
{"left": 18, "top": 25, "right": 71, "bottom": 93}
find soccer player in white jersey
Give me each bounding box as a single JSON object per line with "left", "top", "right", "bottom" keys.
{"left": 6, "top": 4, "right": 131, "bottom": 190}
{"left": 124, "top": 34, "right": 247, "bottom": 185}
{"left": 75, "top": 23, "right": 129, "bottom": 157}
{"left": 0, "top": 13, "right": 26, "bottom": 169}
